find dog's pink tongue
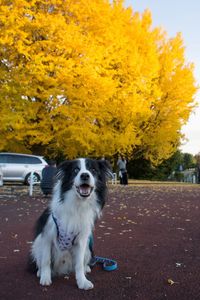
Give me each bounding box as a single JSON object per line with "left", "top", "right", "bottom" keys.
{"left": 80, "top": 186, "right": 90, "bottom": 195}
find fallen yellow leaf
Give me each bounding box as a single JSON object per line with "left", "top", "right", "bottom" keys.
{"left": 167, "top": 279, "right": 175, "bottom": 285}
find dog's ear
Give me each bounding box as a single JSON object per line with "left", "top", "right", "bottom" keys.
{"left": 55, "top": 160, "right": 72, "bottom": 181}
{"left": 98, "top": 160, "right": 113, "bottom": 180}
{"left": 55, "top": 168, "right": 63, "bottom": 181}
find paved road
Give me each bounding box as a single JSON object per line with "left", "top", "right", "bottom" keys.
{"left": 1, "top": 184, "right": 200, "bottom": 300}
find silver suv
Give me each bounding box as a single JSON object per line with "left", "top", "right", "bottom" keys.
{"left": 0, "top": 152, "right": 47, "bottom": 184}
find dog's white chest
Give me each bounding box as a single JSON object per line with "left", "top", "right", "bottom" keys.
{"left": 52, "top": 215, "right": 79, "bottom": 251}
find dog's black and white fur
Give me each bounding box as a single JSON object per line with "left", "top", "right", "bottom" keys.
{"left": 30, "top": 158, "right": 111, "bottom": 290}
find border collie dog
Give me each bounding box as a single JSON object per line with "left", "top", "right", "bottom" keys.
{"left": 30, "top": 158, "right": 111, "bottom": 290}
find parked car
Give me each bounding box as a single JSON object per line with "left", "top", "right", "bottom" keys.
{"left": 0, "top": 152, "right": 48, "bottom": 185}
{"left": 0, "top": 166, "right": 3, "bottom": 186}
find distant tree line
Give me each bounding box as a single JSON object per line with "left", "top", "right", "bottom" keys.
{"left": 126, "top": 151, "right": 198, "bottom": 181}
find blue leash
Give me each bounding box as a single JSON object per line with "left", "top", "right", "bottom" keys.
{"left": 90, "top": 255, "right": 118, "bottom": 271}
{"left": 89, "top": 235, "right": 117, "bottom": 271}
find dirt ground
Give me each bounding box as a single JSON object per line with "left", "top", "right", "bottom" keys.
{"left": 1, "top": 183, "right": 200, "bottom": 300}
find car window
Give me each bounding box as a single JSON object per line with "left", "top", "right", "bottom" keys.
{"left": 0, "top": 154, "right": 42, "bottom": 164}
{"left": 6, "top": 155, "right": 27, "bottom": 164}
{"left": 0, "top": 154, "right": 8, "bottom": 163}
{"left": 25, "top": 156, "right": 42, "bottom": 164}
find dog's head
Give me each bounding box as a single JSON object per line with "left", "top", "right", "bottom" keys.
{"left": 55, "top": 158, "right": 112, "bottom": 205}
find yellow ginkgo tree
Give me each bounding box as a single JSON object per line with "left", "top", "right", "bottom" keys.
{"left": 0, "top": 0, "right": 197, "bottom": 163}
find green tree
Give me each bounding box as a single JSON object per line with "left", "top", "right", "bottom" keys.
{"left": 127, "top": 150, "right": 186, "bottom": 180}
{"left": 182, "top": 153, "right": 195, "bottom": 170}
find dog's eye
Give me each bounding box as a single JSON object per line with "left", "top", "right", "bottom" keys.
{"left": 74, "top": 167, "right": 80, "bottom": 174}
{"left": 90, "top": 167, "right": 96, "bottom": 173}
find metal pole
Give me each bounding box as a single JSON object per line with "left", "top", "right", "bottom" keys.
{"left": 0, "top": 173, "right": 3, "bottom": 186}
{"left": 29, "top": 171, "right": 33, "bottom": 196}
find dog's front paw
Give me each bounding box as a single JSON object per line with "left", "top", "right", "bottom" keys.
{"left": 37, "top": 269, "right": 40, "bottom": 278}
{"left": 40, "top": 274, "right": 52, "bottom": 286}
{"left": 77, "top": 278, "right": 94, "bottom": 290}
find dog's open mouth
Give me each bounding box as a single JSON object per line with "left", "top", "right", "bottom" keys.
{"left": 76, "top": 184, "right": 94, "bottom": 197}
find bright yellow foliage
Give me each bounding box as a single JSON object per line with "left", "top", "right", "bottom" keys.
{"left": 0, "top": 0, "right": 197, "bottom": 163}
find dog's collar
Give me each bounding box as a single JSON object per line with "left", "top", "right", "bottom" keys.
{"left": 52, "top": 214, "right": 79, "bottom": 251}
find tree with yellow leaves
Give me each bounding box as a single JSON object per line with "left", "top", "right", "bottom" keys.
{"left": 0, "top": 0, "right": 197, "bottom": 163}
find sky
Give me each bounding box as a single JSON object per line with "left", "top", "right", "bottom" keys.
{"left": 125, "top": 0, "right": 200, "bottom": 155}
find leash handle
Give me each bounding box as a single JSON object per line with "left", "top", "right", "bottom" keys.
{"left": 91, "top": 256, "right": 118, "bottom": 271}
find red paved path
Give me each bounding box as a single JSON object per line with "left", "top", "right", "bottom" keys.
{"left": 1, "top": 184, "right": 200, "bottom": 300}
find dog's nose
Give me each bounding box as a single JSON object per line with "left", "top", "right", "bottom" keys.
{"left": 80, "top": 173, "right": 90, "bottom": 181}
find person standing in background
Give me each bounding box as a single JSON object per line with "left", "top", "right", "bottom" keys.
{"left": 40, "top": 160, "right": 57, "bottom": 196}
{"left": 117, "top": 155, "right": 128, "bottom": 185}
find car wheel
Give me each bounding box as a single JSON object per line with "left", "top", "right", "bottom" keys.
{"left": 25, "top": 173, "right": 40, "bottom": 185}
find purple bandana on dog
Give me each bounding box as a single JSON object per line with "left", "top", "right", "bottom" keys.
{"left": 52, "top": 214, "right": 79, "bottom": 251}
